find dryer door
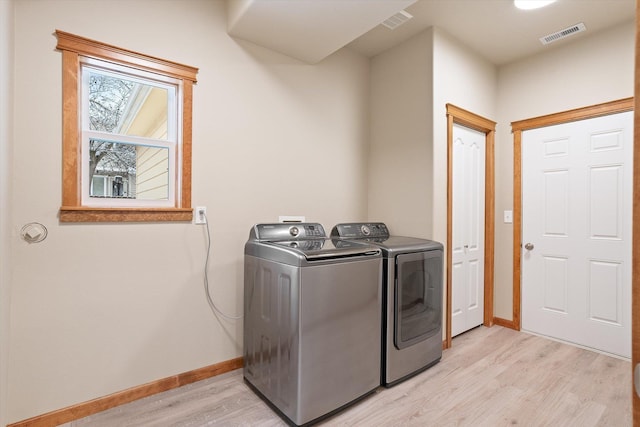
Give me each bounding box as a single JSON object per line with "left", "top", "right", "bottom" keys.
{"left": 394, "top": 250, "right": 443, "bottom": 349}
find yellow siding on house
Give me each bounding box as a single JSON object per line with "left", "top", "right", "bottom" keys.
{"left": 125, "top": 86, "right": 170, "bottom": 200}
{"left": 135, "top": 145, "right": 169, "bottom": 200}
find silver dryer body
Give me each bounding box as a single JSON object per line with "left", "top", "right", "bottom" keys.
{"left": 244, "top": 223, "right": 382, "bottom": 426}
{"left": 331, "top": 222, "right": 443, "bottom": 387}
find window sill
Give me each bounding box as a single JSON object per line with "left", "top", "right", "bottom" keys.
{"left": 59, "top": 206, "right": 193, "bottom": 223}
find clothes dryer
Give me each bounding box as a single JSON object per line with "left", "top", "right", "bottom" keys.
{"left": 331, "top": 222, "right": 443, "bottom": 387}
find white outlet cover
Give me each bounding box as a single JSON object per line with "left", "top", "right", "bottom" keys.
{"left": 195, "top": 206, "right": 207, "bottom": 224}
{"left": 503, "top": 210, "right": 513, "bottom": 224}
{"left": 279, "top": 215, "right": 305, "bottom": 223}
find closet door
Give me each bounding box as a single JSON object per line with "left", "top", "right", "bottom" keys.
{"left": 451, "top": 124, "right": 486, "bottom": 337}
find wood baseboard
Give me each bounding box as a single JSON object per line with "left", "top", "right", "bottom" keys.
{"left": 7, "top": 356, "right": 244, "bottom": 427}
{"left": 493, "top": 317, "right": 520, "bottom": 330}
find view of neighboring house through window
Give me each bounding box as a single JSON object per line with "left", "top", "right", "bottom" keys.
{"left": 83, "top": 60, "right": 176, "bottom": 207}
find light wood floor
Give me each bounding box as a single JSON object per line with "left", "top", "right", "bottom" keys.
{"left": 66, "top": 326, "right": 631, "bottom": 426}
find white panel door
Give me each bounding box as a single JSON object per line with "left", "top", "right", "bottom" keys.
{"left": 521, "top": 111, "right": 633, "bottom": 358}
{"left": 451, "top": 123, "right": 485, "bottom": 337}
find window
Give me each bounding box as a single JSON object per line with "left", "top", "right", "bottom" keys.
{"left": 56, "top": 30, "right": 198, "bottom": 222}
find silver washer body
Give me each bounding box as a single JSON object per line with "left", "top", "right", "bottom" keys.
{"left": 244, "top": 223, "right": 382, "bottom": 425}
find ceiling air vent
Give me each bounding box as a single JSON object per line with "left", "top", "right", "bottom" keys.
{"left": 381, "top": 10, "right": 413, "bottom": 30}
{"left": 540, "top": 22, "right": 587, "bottom": 45}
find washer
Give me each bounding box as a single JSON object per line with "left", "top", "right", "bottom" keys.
{"left": 331, "top": 222, "right": 443, "bottom": 387}
{"left": 244, "top": 223, "right": 382, "bottom": 426}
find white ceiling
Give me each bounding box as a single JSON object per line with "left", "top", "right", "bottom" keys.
{"left": 227, "top": 0, "right": 417, "bottom": 64}
{"left": 348, "top": 0, "right": 635, "bottom": 65}
{"left": 226, "top": 0, "right": 635, "bottom": 66}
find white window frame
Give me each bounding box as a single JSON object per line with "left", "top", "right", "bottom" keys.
{"left": 80, "top": 58, "right": 181, "bottom": 208}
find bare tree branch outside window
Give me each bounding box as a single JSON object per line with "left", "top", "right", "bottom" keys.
{"left": 88, "top": 73, "right": 137, "bottom": 196}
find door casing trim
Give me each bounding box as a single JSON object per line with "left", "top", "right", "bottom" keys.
{"left": 511, "top": 97, "right": 634, "bottom": 331}
{"left": 446, "top": 104, "right": 496, "bottom": 349}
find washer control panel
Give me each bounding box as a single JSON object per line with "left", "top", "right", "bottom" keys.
{"left": 252, "top": 223, "right": 326, "bottom": 241}
{"left": 331, "top": 222, "right": 389, "bottom": 239}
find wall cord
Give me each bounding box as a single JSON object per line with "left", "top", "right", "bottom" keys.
{"left": 202, "top": 212, "right": 243, "bottom": 321}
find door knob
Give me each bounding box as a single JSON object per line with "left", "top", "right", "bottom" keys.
{"left": 524, "top": 243, "right": 534, "bottom": 251}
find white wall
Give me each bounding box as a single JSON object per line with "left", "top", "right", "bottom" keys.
{"left": 493, "top": 21, "right": 635, "bottom": 319}
{"left": 378, "top": 22, "right": 634, "bottom": 326}
{"left": 368, "top": 29, "right": 434, "bottom": 237}
{"left": 9, "top": 0, "right": 370, "bottom": 422}
{"left": 431, "top": 27, "right": 497, "bottom": 254}
{"left": 370, "top": 22, "right": 633, "bottom": 331}
{"left": 369, "top": 25, "right": 497, "bottom": 242}
{"left": 1, "top": 1, "right": 15, "bottom": 426}
{"left": 368, "top": 26, "right": 497, "bottom": 336}
{"left": 8, "top": 1, "right": 635, "bottom": 422}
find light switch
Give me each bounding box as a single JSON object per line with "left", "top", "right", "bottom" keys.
{"left": 504, "top": 210, "right": 513, "bottom": 224}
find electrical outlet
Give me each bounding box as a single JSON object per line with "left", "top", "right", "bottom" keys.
{"left": 195, "top": 206, "right": 207, "bottom": 224}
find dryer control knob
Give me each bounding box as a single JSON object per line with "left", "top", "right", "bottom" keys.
{"left": 290, "top": 226, "right": 299, "bottom": 237}
{"left": 361, "top": 225, "right": 370, "bottom": 236}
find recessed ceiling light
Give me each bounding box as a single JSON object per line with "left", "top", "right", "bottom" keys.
{"left": 514, "top": 0, "right": 557, "bottom": 10}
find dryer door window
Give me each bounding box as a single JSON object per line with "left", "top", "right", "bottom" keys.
{"left": 394, "top": 250, "right": 443, "bottom": 349}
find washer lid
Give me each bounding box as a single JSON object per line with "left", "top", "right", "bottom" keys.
{"left": 367, "top": 236, "right": 443, "bottom": 253}
{"left": 245, "top": 223, "right": 381, "bottom": 266}
{"left": 331, "top": 223, "right": 443, "bottom": 254}
{"left": 267, "top": 238, "right": 380, "bottom": 260}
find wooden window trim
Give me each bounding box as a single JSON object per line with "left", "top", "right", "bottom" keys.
{"left": 56, "top": 30, "right": 198, "bottom": 222}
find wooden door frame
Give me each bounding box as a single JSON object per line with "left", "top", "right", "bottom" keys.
{"left": 445, "top": 104, "right": 496, "bottom": 349}
{"left": 510, "top": 97, "right": 634, "bottom": 331}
